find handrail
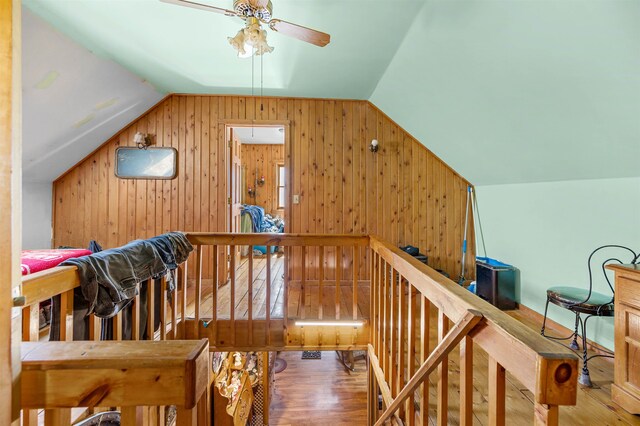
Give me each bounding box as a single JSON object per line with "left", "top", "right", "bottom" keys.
{"left": 21, "top": 266, "right": 79, "bottom": 306}
{"left": 368, "top": 235, "right": 578, "bottom": 425}
{"left": 186, "top": 232, "right": 370, "bottom": 246}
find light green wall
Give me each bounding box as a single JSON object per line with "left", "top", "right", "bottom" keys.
{"left": 370, "top": 0, "right": 640, "bottom": 185}
{"left": 476, "top": 177, "right": 640, "bottom": 349}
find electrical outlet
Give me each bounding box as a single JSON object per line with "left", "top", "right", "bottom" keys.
{"left": 293, "top": 194, "right": 300, "bottom": 204}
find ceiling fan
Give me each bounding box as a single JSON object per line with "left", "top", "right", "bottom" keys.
{"left": 160, "top": 0, "right": 331, "bottom": 58}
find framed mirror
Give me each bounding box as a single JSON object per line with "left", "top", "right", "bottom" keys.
{"left": 115, "top": 147, "right": 177, "bottom": 179}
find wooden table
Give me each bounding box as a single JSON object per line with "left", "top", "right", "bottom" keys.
{"left": 607, "top": 264, "right": 640, "bottom": 414}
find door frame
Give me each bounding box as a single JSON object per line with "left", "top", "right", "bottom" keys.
{"left": 220, "top": 120, "right": 291, "bottom": 234}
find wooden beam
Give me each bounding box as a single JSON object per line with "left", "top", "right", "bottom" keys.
{"left": 374, "top": 310, "right": 484, "bottom": 426}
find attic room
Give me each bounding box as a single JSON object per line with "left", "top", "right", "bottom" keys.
{"left": 1, "top": 0, "right": 639, "bottom": 425}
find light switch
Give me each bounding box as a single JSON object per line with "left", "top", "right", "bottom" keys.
{"left": 293, "top": 194, "right": 300, "bottom": 204}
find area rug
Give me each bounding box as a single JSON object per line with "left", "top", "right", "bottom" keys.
{"left": 301, "top": 350, "right": 321, "bottom": 359}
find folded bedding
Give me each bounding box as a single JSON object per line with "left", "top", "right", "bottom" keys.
{"left": 21, "top": 249, "right": 92, "bottom": 275}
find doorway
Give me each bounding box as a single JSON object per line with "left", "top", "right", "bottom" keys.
{"left": 227, "top": 125, "right": 287, "bottom": 235}
{"left": 222, "top": 123, "right": 289, "bottom": 316}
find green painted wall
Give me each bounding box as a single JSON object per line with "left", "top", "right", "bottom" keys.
{"left": 476, "top": 177, "right": 640, "bottom": 349}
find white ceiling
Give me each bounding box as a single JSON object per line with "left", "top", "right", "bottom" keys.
{"left": 232, "top": 127, "right": 284, "bottom": 145}
{"left": 22, "top": 9, "right": 164, "bottom": 183}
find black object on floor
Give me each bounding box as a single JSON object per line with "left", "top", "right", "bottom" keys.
{"left": 301, "top": 350, "right": 321, "bottom": 359}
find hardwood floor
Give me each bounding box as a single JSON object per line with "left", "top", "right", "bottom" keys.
{"left": 265, "top": 310, "right": 640, "bottom": 425}
{"left": 269, "top": 350, "right": 368, "bottom": 426}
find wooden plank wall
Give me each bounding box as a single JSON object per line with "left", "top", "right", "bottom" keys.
{"left": 241, "top": 143, "right": 285, "bottom": 216}
{"left": 52, "top": 95, "right": 475, "bottom": 281}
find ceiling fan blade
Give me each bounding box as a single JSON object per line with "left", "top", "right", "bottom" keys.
{"left": 269, "top": 19, "right": 330, "bottom": 47}
{"left": 159, "top": 0, "right": 236, "bottom": 16}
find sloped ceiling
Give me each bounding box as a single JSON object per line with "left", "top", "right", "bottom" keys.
{"left": 22, "top": 0, "right": 640, "bottom": 186}
{"left": 371, "top": 0, "right": 640, "bottom": 185}
{"left": 22, "top": 8, "right": 164, "bottom": 182}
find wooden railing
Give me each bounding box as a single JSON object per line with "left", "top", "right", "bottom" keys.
{"left": 17, "top": 233, "right": 579, "bottom": 425}
{"left": 184, "top": 233, "right": 370, "bottom": 350}
{"left": 21, "top": 340, "right": 210, "bottom": 426}
{"left": 21, "top": 266, "right": 184, "bottom": 343}
{"left": 367, "top": 236, "right": 578, "bottom": 425}
{"left": 19, "top": 262, "right": 201, "bottom": 425}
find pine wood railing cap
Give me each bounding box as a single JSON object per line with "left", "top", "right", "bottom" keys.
{"left": 21, "top": 340, "right": 210, "bottom": 409}
{"left": 21, "top": 265, "right": 80, "bottom": 306}
{"left": 185, "top": 232, "right": 370, "bottom": 247}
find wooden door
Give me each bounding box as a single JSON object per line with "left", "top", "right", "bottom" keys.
{"left": 228, "top": 129, "right": 243, "bottom": 265}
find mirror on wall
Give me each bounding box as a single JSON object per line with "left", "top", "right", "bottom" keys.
{"left": 115, "top": 147, "right": 177, "bottom": 179}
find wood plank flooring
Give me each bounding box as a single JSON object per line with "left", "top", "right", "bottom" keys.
{"left": 270, "top": 351, "right": 368, "bottom": 426}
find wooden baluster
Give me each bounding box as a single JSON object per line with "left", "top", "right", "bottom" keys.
{"left": 114, "top": 311, "right": 123, "bottom": 341}
{"left": 382, "top": 261, "right": 390, "bottom": 381}
{"left": 389, "top": 269, "right": 397, "bottom": 395}
{"left": 420, "top": 296, "right": 430, "bottom": 426}
{"left": 534, "top": 403, "right": 559, "bottom": 426}
{"left": 121, "top": 406, "right": 142, "bottom": 425}
{"left": 397, "top": 275, "right": 406, "bottom": 419}
{"left": 488, "top": 355, "right": 506, "bottom": 426}
{"left": 335, "top": 246, "right": 342, "bottom": 320}
{"left": 176, "top": 405, "right": 197, "bottom": 426}
{"left": 437, "top": 311, "right": 449, "bottom": 426}
{"left": 248, "top": 246, "right": 254, "bottom": 342}
{"left": 266, "top": 245, "right": 271, "bottom": 345}
{"left": 369, "top": 252, "right": 376, "bottom": 349}
{"left": 284, "top": 246, "right": 289, "bottom": 321}
{"left": 44, "top": 408, "right": 71, "bottom": 426}
{"left": 181, "top": 260, "right": 188, "bottom": 339}
{"left": 368, "top": 356, "right": 377, "bottom": 425}
{"left": 377, "top": 256, "right": 383, "bottom": 360}
{"left": 59, "top": 289, "right": 74, "bottom": 341}
{"left": 147, "top": 279, "right": 155, "bottom": 341}
{"left": 156, "top": 406, "right": 166, "bottom": 426}
{"left": 229, "top": 245, "right": 236, "bottom": 346}
{"left": 132, "top": 291, "right": 140, "bottom": 341}
{"left": 319, "top": 246, "right": 324, "bottom": 320}
{"left": 353, "top": 245, "right": 359, "bottom": 320}
{"left": 171, "top": 271, "right": 178, "bottom": 341}
{"left": 301, "top": 246, "right": 306, "bottom": 319}
{"left": 211, "top": 245, "right": 218, "bottom": 345}
{"left": 160, "top": 277, "right": 168, "bottom": 340}
{"left": 460, "top": 335, "right": 474, "bottom": 426}
{"left": 407, "top": 286, "right": 417, "bottom": 426}
{"left": 89, "top": 313, "right": 101, "bottom": 341}
{"left": 22, "top": 305, "right": 39, "bottom": 426}
{"left": 194, "top": 244, "right": 203, "bottom": 337}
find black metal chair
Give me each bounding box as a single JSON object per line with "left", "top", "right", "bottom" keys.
{"left": 540, "top": 245, "right": 639, "bottom": 387}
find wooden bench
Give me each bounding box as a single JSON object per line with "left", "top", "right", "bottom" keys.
{"left": 21, "top": 339, "right": 210, "bottom": 425}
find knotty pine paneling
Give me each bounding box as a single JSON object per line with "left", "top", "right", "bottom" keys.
{"left": 53, "top": 95, "right": 475, "bottom": 282}
{"left": 241, "top": 143, "right": 284, "bottom": 216}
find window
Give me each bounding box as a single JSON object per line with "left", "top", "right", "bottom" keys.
{"left": 277, "top": 164, "right": 285, "bottom": 209}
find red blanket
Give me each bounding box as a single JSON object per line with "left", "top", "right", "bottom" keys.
{"left": 21, "top": 249, "right": 92, "bottom": 276}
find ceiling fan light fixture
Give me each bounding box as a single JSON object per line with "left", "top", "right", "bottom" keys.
{"left": 228, "top": 17, "right": 274, "bottom": 58}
